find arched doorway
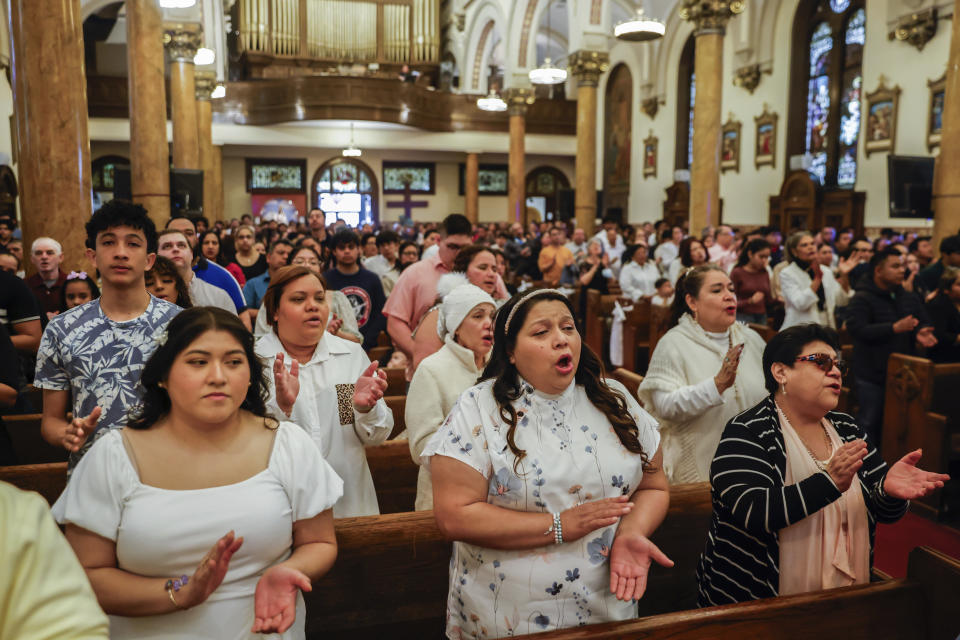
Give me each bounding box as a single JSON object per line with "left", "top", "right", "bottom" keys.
{"left": 0, "top": 166, "right": 17, "bottom": 219}
{"left": 91, "top": 154, "right": 129, "bottom": 208}
{"left": 310, "top": 157, "right": 379, "bottom": 227}
{"left": 524, "top": 166, "right": 571, "bottom": 224}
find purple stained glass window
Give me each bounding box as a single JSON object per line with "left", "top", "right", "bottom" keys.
{"left": 845, "top": 8, "right": 865, "bottom": 46}
{"left": 688, "top": 72, "right": 696, "bottom": 168}
{"left": 806, "top": 74, "right": 830, "bottom": 154}
{"left": 809, "top": 22, "right": 833, "bottom": 76}
{"left": 810, "top": 152, "right": 828, "bottom": 186}
{"left": 837, "top": 147, "right": 857, "bottom": 187}
{"left": 839, "top": 74, "right": 861, "bottom": 147}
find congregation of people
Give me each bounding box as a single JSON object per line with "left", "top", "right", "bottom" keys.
{"left": 0, "top": 204, "right": 956, "bottom": 639}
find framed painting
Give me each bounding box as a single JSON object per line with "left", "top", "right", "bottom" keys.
{"left": 458, "top": 163, "right": 509, "bottom": 195}
{"left": 721, "top": 116, "right": 741, "bottom": 173}
{"left": 245, "top": 158, "right": 307, "bottom": 194}
{"left": 382, "top": 161, "right": 436, "bottom": 194}
{"left": 864, "top": 79, "right": 901, "bottom": 157}
{"left": 754, "top": 106, "right": 778, "bottom": 169}
{"left": 642, "top": 131, "right": 657, "bottom": 178}
{"left": 927, "top": 74, "right": 945, "bottom": 152}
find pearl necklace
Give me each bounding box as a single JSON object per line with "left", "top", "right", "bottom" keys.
{"left": 775, "top": 401, "right": 833, "bottom": 471}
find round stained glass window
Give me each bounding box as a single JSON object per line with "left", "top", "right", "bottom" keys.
{"left": 830, "top": 0, "right": 850, "bottom": 13}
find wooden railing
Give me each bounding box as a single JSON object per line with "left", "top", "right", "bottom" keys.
{"left": 238, "top": 0, "right": 439, "bottom": 64}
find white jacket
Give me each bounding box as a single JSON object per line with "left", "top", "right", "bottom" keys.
{"left": 780, "top": 262, "right": 850, "bottom": 330}
{"left": 619, "top": 260, "right": 660, "bottom": 301}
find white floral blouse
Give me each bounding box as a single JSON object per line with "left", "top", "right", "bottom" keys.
{"left": 422, "top": 377, "right": 660, "bottom": 639}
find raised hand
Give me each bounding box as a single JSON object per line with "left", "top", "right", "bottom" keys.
{"left": 181, "top": 531, "right": 244, "bottom": 609}
{"left": 893, "top": 315, "right": 919, "bottom": 334}
{"left": 883, "top": 449, "right": 950, "bottom": 500}
{"left": 273, "top": 353, "right": 300, "bottom": 417}
{"left": 63, "top": 406, "right": 101, "bottom": 452}
{"left": 353, "top": 361, "right": 388, "bottom": 413}
{"left": 559, "top": 495, "right": 633, "bottom": 542}
{"left": 252, "top": 565, "right": 312, "bottom": 634}
{"left": 915, "top": 326, "right": 937, "bottom": 349}
{"left": 826, "top": 440, "right": 868, "bottom": 492}
{"left": 837, "top": 255, "right": 859, "bottom": 276}
{"left": 714, "top": 343, "right": 745, "bottom": 395}
{"left": 749, "top": 291, "right": 765, "bottom": 305}
{"left": 326, "top": 313, "right": 343, "bottom": 336}
{"left": 609, "top": 534, "right": 674, "bottom": 602}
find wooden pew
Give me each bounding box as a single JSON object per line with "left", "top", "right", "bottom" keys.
{"left": 0, "top": 461, "right": 67, "bottom": 504}
{"left": 882, "top": 354, "right": 960, "bottom": 518}
{"left": 521, "top": 546, "right": 960, "bottom": 640}
{"left": 384, "top": 367, "right": 407, "bottom": 396}
{"left": 3, "top": 413, "right": 68, "bottom": 465}
{"left": 610, "top": 368, "right": 643, "bottom": 402}
{"left": 367, "top": 345, "right": 391, "bottom": 364}
{"left": 385, "top": 395, "right": 406, "bottom": 440}
{"left": 621, "top": 300, "right": 651, "bottom": 373}
{"left": 584, "top": 290, "right": 618, "bottom": 364}
{"left": 747, "top": 322, "right": 776, "bottom": 343}
{"left": 366, "top": 440, "right": 418, "bottom": 515}
{"left": 648, "top": 304, "right": 671, "bottom": 357}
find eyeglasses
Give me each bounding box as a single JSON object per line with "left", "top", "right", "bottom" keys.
{"left": 795, "top": 353, "right": 847, "bottom": 376}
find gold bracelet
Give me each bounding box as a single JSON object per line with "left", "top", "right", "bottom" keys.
{"left": 167, "top": 586, "right": 182, "bottom": 609}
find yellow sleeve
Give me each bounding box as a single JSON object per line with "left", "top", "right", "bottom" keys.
{"left": 0, "top": 483, "right": 109, "bottom": 640}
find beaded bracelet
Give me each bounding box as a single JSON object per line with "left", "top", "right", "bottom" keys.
{"left": 543, "top": 513, "right": 564, "bottom": 545}
{"left": 165, "top": 575, "right": 189, "bottom": 610}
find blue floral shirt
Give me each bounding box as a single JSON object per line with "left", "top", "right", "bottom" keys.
{"left": 34, "top": 296, "right": 181, "bottom": 469}
{"left": 422, "top": 377, "right": 660, "bottom": 638}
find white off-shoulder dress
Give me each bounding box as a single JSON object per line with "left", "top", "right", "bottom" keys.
{"left": 52, "top": 421, "right": 343, "bottom": 640}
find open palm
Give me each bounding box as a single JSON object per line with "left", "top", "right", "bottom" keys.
{"left": 273, "top": 353, "right": 300, "bottom": 416}
{"left": 609, "top": 534, "right": 674, "bottom": 602}
{"left": 252, "top": 565, "right": 312, "bottom": 634}
{"left": 883, "top": 449, "right": 950, "bottom": 500}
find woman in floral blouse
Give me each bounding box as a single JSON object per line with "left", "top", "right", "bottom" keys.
{"left": 423, "top": 289, "right": 671, "bottom": 639}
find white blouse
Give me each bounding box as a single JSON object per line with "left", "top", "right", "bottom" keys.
{"left": 779, "top": 262, "right": 850, "bottom": 330}
{"left": 255, "top": 331, "right": 393, "bottom": 517}
{"left": 618, "top": 261, "right": 660, "bottom": 301}
{"left": 52, "top": 422, "right": 343, "bottom": 640}
{"left": 422, "top": 377, "right": 660, "bottom": 638}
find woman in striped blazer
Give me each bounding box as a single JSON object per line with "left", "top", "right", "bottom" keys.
{"left": 697, "top": 324, "right": 948, "bottom": 606}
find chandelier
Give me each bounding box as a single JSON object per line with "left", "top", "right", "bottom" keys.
{"left": 476, "top": 91, "right": 507, "bottom": 112}
{"left": 614, "top": 7, "right": 665, "bottom": 42}
{"left": 529, "top": 58, "right": 567, "bottom": 85}
{"left": 342, "top": 123, "right": 362, "bottom": 157}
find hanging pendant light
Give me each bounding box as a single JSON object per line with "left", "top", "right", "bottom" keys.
{"left": 529, "top": 0, "right": 568, "bottom": 85}
{"left": 614, "top": 7, "right": 665, "bottom": 42}
{"left": 476, "top": 90, "right": 507, "bottom": 112}
{"left": 342, "top": 123, "right": 362, "bottom": 157}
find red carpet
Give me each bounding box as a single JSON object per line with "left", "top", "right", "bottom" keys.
{"left": 874, "top": 512, "right": 960, "bottom": 577}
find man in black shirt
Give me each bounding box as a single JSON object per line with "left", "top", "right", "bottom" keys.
{"left": 323, "top": 230, "right": 386, "bottom": 350}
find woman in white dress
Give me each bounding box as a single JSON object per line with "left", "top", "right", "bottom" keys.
{"left": 638, "top": 266, "right": 768, "bottom": 483}
{"left": 424, "top": 289, "right": 671, "bottom": 639}
{"left": 407, "top": 282, "right": 495, "bottom": 510}
{"left": 780, "top": 232, "right": 854, "bottom": 330}
{"left": 54, "top": 307, "right": 342, "bottom": 640}
{"left": 256, "top": 265, "right": 393, "bottom": 517}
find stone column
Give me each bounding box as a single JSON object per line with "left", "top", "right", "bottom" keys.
{"left": 195, "top": 71, "right": 216, "bottom": 221}
{"left": 569, "top": 51, "right": 609, "bottom": 235}
{"left": 164, "top": 23, "right": 202, "bottom": 170}
{"left": 7, "top": 0, "right": 92, "bottom": 273}
{"left": 211, "top": 145, "right": 224, "bottom": 222}
{"left": 932, "top": 1, "right": 960, "bottom": 252}
{"left": 681, "top": 0, "right": 743, "bottom": 235}
{"left": 503, "top": 88, "right": 534, "bottom": 224}
{"left": 127, "top": 0, "right": 170, "bottom": 226}
{"left": 464, "top": 152, "right": 479, "bottom": 224}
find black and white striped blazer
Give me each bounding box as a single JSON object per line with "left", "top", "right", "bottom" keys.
{"left": 695, "top": 395, "right": 908, "bottom": 607}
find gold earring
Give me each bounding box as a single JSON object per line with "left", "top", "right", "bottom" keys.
{"left": 780, "top": 380, "right": 787, "bottom": 395}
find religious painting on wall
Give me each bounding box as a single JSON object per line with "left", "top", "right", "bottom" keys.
{"left": 642, "top": 131, "right": 657, "bottom": 178}
{"left": 754, "top": 107, "right": 778, "bottom": 169}
{"left": 458, "top": 164, "right": 509, "bottom": 195}
{"left": 382, "top": 161, "right": 436, "bottom": 194}
{"left": 603, "top": 64, "right": 632, "bottom": 192}
{"left": 864, "top": 79, "right": 900, "bottom": 157}
{"left": 927, "top": 74, "right": 945, "bottom": 152}
{"left": 720, "top": 117, "right": 741, "bottom": 173}
{"left": 245, "top": 158, "right": 307, "bottom": 194}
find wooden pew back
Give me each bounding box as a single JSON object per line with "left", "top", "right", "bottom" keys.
{"left": 648, "top": 305, "right": 671, "bottom": 357}
{"left": 3, "top": 413, "right": 68, "bottom": 465}
{"left": 584, "top": 290, "right": 618, "bottom": 365}
{"left": 610, "top": 368, "right": 643, "bottom": 404}
{"left": 385, "top": 395, "right": 406, "bottom": 440}
{"left": 366, "top": 440, "right": 418, "bottom": 514}
{"left": 384, "top": 367, "right": 407, "bottom": 396}
{"left": 621, "top": 300, "right": 651, "bottom": 373}
{"left": 0, "top": 462, "right": 67, "bottom": 504}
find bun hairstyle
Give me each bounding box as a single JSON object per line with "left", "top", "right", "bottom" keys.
{"left": 480, "top": 289, "right": 652, "bottom": 472}
{"left": 735, "top": 238, "right": 770, "bottom": 268}
{"left": 669, "top": 264, "right": 727, "bottom": 328}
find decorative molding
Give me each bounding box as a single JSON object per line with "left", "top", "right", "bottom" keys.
{"left": 888, "top": 8, "right": 939, "bottom": 52}
{"left": 927, "top": 73, "right": 945, "bottom": 152}
{"left": 641, "top": 96, "right": 662, "bottom": 120}
{"left": 733, "top": 64, "right": 767, "bottom": 94}
{"left": 194, "top": 71, "right": 217, "bottom": 101}
{"left": 864, "top": 77, "right": 901, "bottom": 157}
{"left": 471, "top": 20, "right": 495, "bottom": 90}
{"left": 503, "top": 87, "right": 536, "bottom": 116}
{"left": 754, "top": 104, "right": 778, "bottom": 170}
{"left": 679, "top": 0, "right": 744, "bottom": 36}
{"left": 517, "top": 0, "right": 540, "bottom": 68}
{"left": 568, "top": 50, "right": 610, "bottom": 88}
{"left": 720, "top": 114, "right": 741, "bottom": 174}
{"left": 163, "top": 22, "right": 203, "bottom": 64}
{"left": 590, "top": 0, "right": 603, "bottom": 25}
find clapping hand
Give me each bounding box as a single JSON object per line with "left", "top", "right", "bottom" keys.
{"left": 826, "top": 440, "right": 868, "bottom": 492}
{"left": 749, "top": 291, "right": 765, "bottom": 305}
{"left": 916, "top": 326, "right": 937, "bottom": 349}
{"left": 273, "top": 353, "right": 300, "bottom": 417}
{"left": 63, "top": 406, "right": 101, "bottom": 452}
{"left": 327, "top": 313, "right": 343, "bottom": 336}
{"left": 353, "top": 361, "right": 387, "bottom": 413}
{"left": 883, "top": 449, "right": 950, "bottom": 500}
{"left": 609, "top": 534, "right": 674, "bottom": 602}
{"left": 893, "top": 315, "right": 919, "bottom": 334}
{"left": 714, "top": 343, "right": 744, "bottom": 395}
{"left": 253, "top": 565, "right": 312, "bottom": 634}
{"left": 181, "top": 531, "right": 244, "bottom": 609}
{"left": 837, "top": 255, "right": 859, "bottom": 277}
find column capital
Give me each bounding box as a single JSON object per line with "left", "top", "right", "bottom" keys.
{"left": 502, "top": 88, "right": 535, "bottom": 116}
{"left": 163, "top": 22, "right": 202, "bottom": 63}
{"left": 679, "top": 0, "right": 744, "bottom": 36}
{"left": 568, "top": 50, "right": 610, "bottom": 88}
{"left": 195, "top": 70, "right": 217, "bottom": 101}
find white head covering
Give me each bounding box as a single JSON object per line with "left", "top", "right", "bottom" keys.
{"left": 437, "top": 282, "right": 496, "bottom": 340}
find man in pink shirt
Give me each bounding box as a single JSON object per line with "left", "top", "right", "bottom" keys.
{"left": 708, "top": 224, "right": 739, "bottom": 273}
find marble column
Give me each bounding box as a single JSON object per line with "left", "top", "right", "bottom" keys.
{"left": 503, "top": 88, "right": 534, "bottom": 224}
{"left": 164, "top": 23, "right": 202, "bottom": 170}
{"left": 932, "top": 0, "right": 960, "bottom": 252}
{"left": 195, "top": 71, "right": 216, "bottom": 221}
{"left": 569, "top": 50, "right": 609, "bottom": 234}
{"left": 464, "top": 152, "right": 479, "bottom": 224}
{"left": 127, "top": 0, "right": 170, "bottom": 226}
{"left": 7, "top": 0, "right": 91, "bottom": 273}
{"left": 681, "top": 0, "right": 743, "bottom": 235}
{"left": 211, "top": 145, "right": 224, "bottom": 222}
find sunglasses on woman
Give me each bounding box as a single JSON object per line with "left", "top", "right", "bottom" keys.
{"left": 795, "top": 353, "right": 847, "bottom": 376}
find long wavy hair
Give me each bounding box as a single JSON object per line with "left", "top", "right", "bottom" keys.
{"left": 127, "top": 307, "right": 273, "bottom": 430}
{"left": 480, "top": 290, "right": 652, "bottom": 472}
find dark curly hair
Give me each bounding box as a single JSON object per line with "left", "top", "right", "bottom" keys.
{"left": 127, "top": 307, "right": 273, "bottom": 430}
{"left": 480, "top": 290, "right": 652, "bottom": 473}
{"left": 85, "top": 199, "right": 158, "bottom": 253}
{"left": 145, "top": 255, "right": 192, "bottom": 309}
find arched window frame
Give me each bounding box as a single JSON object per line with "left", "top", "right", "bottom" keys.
{"left": 786, "top": 0, "right": 865, "bottom": 189}
{"left": 310, "top": 157, "right": 379, "bottom": 226}
{"left": 675, "top": 36, "right": 695, "bottom": 171}
{"left": 91, "top": 155, "right": 130, "bottom": 194}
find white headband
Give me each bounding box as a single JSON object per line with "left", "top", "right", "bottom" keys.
{"left": 438, "top": 283, "right": 496, "bottom": 340}
{"left": 503, "top": 288, "right": 562, "bottom": 334}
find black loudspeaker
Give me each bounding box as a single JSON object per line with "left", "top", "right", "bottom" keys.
{"left": 113, "top": 165, "right": 132, "bottom": 200}
{"left": 887, "top": 155, "right": 934, "bottom": 218}
{"left": 170, "top": 169, "right": 204, "bottom": 217}
{"left": 557, "top": 189, "right": 575, "bottom": 222}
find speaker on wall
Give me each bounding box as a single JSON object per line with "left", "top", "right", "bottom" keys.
{"left": 170, "top": 169, "right": 204, "bottom": 217}
{"left": 557, "top": 189, "right": 575, "bottom": 221}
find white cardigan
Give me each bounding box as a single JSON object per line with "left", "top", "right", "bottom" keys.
{"left": 405, "top": 337, "right": 484, "bottom": 510}
{"left": 779, "top": 262, "right": 850, "bottom": 330}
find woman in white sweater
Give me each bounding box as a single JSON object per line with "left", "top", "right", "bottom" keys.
{"left": 780, "top": 232, "right": 853, "bottom": 330}
{"left": 406, "top": 283, "right": 496, "bottom": 510}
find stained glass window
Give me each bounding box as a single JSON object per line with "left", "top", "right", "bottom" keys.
{"left": 383, "top": 164, "right": 435, "bottom": 193}
{"left": 688, "top": 71, "right": 696, "bottom": 169}
{"left": 830, "top": 0, "right": 850, "bottom": 13}
{"left": 312, "top": 158, "right": 377, "bottom": 226}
